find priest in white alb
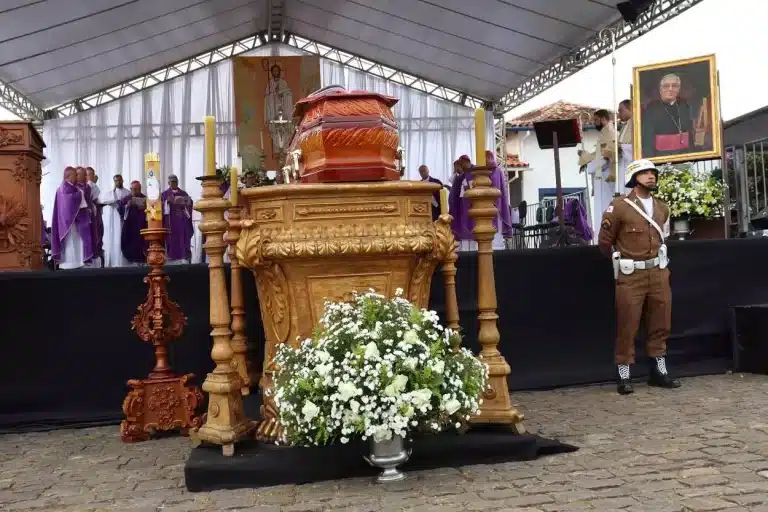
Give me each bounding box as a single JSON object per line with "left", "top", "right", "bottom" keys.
{"left": 100, "top": 174, "right": 131, "bottom": 267}
{"left": 578, "top": 109, "right": 620, "bottom": 232}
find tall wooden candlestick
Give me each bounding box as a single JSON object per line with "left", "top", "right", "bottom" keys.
{"left": 192, "top": 175, "right": 249, "bottom": 456}
{"left": 464, "top": 166, "right": 525, "bottom": 433}
{"left": 226, "top": 205, "right": 251, "bottom": 395}
{"left": 120, "top": 219, "right": 203, "bottom": 442}
{"left": 436, "top": 212, "right": 460, "bottom": 332}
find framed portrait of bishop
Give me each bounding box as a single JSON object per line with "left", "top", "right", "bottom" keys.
{"left": 632, "top": 55, "right": 721, "bottom": 164}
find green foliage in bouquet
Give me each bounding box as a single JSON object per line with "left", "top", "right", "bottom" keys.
{"left": 273, "top": 290, "right": 488, "bottom": 447}
{"left": 243, "top": 164, "right": 274, "bottom": 187}
{"left": 215, "top": 165, "right": 230, "bottom": 182}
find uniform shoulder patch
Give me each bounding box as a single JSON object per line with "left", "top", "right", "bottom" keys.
{"left": 601, "top": 218, "right": 612, "bottom": 230}
{"left": 605, "top": 205, "right": 614, "bottom": 213}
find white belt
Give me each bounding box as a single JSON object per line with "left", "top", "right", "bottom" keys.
{"left": 632, "top": 257, "right": 659, "bottom": 270}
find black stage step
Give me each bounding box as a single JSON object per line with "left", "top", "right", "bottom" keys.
{"left": 184, "top": 426, "right": 578, "bottom": 492}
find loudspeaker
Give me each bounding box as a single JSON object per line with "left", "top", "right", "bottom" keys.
{"left": 732, "top": 305, "right": 768, "bottom": 374}
{"left": 752, "top": 206, "right": 768, "bottom": 230}
{"left": 617, "top": 0, "right": 654, "bottom": 23}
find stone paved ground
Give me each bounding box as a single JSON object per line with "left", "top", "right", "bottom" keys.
{"left": 2, "top": 374, "right": 768, "bottom": 511}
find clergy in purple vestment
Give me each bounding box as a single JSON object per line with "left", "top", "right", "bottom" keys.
{"left": 448, "top": 156, "right": 475, "bottom": 240}
{"left": 162, "top": 174, "right": 194, "bottom": 263}
{"left": 486, "top": 151, "right": 515, "bottom": 238}
{"left": 51, "top": 166, "right": 93, "bottom": 269}
{"left": 563, "top": 198, "right": 594, "bottom": 242}
{"left": 119, "top": 181, "right": 149, "bottom": 264}
{"left": 418, "top": 165, "right": 443, "bottom": 221}
{"left": 75, "top": 167, "right": 100, "bottom": 263}
{"left": 86, "top": 167, "right": 104, "bottom": 258}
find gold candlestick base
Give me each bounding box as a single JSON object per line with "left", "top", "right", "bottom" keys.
{"left": 226, "top": 206, "right": 252, "bottom": 396}
{"left": 464, "top": 166, "right": 525, "bottom": 433}
{"left": 192, "top": 175, "right": 250, "bottom": 456}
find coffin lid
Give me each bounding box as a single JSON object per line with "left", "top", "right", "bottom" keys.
{"left": 292, "top": 85, "right": 398, "bottom": 120}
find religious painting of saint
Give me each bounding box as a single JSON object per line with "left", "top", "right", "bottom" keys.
{"left": 632, "top": 55, "right": 721, "bottom": 164}
{"left": 232, "top": 56, "right": 320, "bottom": 171}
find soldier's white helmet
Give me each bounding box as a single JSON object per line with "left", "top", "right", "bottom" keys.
{"left": 625, "top": 159, "right": 658, "bottom": 188}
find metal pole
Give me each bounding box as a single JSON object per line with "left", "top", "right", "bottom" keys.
{"left": 761, "top": 142, "right": 767, "bottom": 212}
{"left": 717, "top": 72, "right": 730, "bottom": 238}
{"left": 753, "top": 143, "right": 759, "bottom": 215}
{"left": 578, "top": 114, "right": 592, "bottom": 237}
{"left": 600, "top": 28, "right": 620, "bottom": 197}
{"left": 740, "top": 145, "right": 750, "bottom": 231}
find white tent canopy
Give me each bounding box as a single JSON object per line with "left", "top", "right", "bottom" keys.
{"left": 0, "top": 0, "right": 628, "bottom": 111}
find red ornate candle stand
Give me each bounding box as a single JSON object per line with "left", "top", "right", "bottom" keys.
{"left": 120, "top": 224, "right": 203, "bottom": 442}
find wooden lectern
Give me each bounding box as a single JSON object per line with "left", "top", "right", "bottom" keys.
{"left": 0, "top": 122, "right": 45, "bottom": 271}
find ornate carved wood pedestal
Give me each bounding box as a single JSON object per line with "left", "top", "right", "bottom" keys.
{"left": 120, "top": 224, "right": 203, "bottom": 443}
{"left": 193, "top": 176, "right": 249, "bottom": 456}
{"left": 225, "top": 205, "right": 252, "bottom": 395}
{"left": 465, "top": 166, "right": 526, "bottom": 434}
{"left": 235, "top": 181, "right": 453, "bottom": 444}
{"left": 0, "top": 122, "right": 45, "bottom": 271}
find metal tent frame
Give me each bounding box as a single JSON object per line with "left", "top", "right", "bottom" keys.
{"left": 0, "top": 0, "right": 705, "bottom": 123}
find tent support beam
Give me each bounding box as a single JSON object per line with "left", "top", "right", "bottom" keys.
{"left": 42, "top": 0, "right": 704, "bottom": 119}
{"left": 46, "top": 32, "right": 270, "bottom": 119}
{"left": 496, "top": 0, "right": 707, "bottom": 114}
{"left": 283, "top": 33, "right": 486, "bottom": 109}
{"left": 0, "top": 79, "right": 45, "bottom": 121}
{"left": 267, "top": 0, "right": 285, "bottom": 43}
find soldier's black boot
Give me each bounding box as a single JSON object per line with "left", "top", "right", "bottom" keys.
{"left": 616, "top": 364, "right": 633, "bottom": 395}
{"left": 647, "top": 356, "right": 681, "bottom": 388}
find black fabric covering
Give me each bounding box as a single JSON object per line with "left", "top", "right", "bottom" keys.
{"left": 2, "top": 237, "right": 768, "bottom": 432}
{"left": 184, "top": 429, "right": 578, "bottom": 491}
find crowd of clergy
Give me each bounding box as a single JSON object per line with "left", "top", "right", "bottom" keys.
{"left": 50, "top": 168, "right": 269, "bottom": 270}
{"left": 419, "top": 149, "right": 594, "bottom": 250}
{"left": 50, "top": 167, "right": 194, "bottom": 269}
{"left": 50, "top": 105, "right": 633, "bottom": 271}
{"left": 420, "top": 97, "right": 636, "bottom": 250}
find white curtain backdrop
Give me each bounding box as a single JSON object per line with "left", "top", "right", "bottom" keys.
{"left": 41, "top": 45, "right": 491, "bottom": 262}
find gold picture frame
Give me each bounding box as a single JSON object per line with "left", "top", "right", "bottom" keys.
{"left": 632, "top": 54, "right": 721, "bottom": 164}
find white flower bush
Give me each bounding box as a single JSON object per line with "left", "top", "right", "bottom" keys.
{"left": 656, "top": 164, "right": 725, "bottom": 219}
{"left": 273, "top": 289, "right": 488, "bottom": 447}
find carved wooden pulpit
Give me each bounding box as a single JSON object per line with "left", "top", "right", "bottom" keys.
{"left": 0, "top": 122, "right": 45, "bottom": 271}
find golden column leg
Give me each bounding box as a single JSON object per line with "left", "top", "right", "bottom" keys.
{"left": 465, "top": 166, "right": 525, "bottom": 433}
{"left": 436, "top": 213, "right": 460, "bottom": 332}
{"left": 254, "top": 339, "right": 283, "bottom": 443}
{"left": 192, "top": 176, "right": 249, "bottom": 456}
{"left": 226, "top": 206, "right": 251, "bottom": 396}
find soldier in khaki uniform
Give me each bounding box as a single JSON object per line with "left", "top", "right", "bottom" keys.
{"left": 598, "top": 159, "right": 681, "bottom": 395}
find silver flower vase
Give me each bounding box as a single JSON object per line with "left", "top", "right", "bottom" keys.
{"left": 673, "top": 218, "right": 691, "bottom": 240}
{"left": 364, "top": 435, "right": 411, "bottom": 483}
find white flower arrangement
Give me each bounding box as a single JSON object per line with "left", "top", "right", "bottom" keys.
{"left": 273, "top": 289, "right": 489, "bottom": 447}
{"left": 655, "top": 164, "right": 725, "bottom": 219}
